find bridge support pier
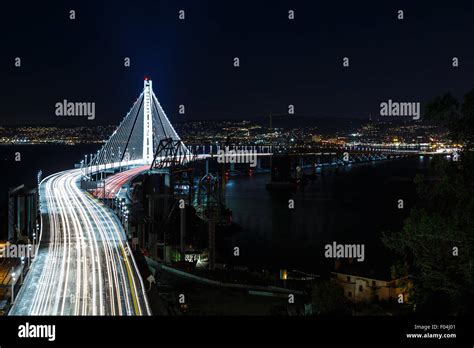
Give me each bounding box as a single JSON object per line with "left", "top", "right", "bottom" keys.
{"left": 180, "top": 205, "right": 186, "bottom": 261}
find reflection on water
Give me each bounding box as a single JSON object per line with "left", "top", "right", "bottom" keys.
{"left": 0, "top": 145, "right": 434, "bottom": 276}
{"left": 225, "top": 157, "right": 433, "bottom": 274}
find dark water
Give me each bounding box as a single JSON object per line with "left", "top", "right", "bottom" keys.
{"left": 1, "top": 145, "right": 433, "bottom": 276}
{"left": 224, "top": 157, "right": 433, "bottom": 275}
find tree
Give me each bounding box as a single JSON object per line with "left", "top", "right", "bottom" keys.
{"left": 382, "top": 88, "right": 474, "bottom": 315}
{"left": 311, "top": 280, "right": 351, "bottom": 315}
{"left": 424, "top": 90, "right": 474, "bottom": 150}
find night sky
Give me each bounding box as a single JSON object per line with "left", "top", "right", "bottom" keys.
{"left": 1, "top": 0, "right": 473, "bottom": 125}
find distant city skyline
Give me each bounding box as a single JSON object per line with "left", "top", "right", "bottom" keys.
{"left": 0, "top": 118, "right": 451, "bottom": 150}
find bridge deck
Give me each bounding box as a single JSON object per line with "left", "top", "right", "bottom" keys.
{"left": 10, "top": 169, "right": 151, "bottom": 316}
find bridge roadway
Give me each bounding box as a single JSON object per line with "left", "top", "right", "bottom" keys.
{"left": 93, "top": 165, "right": 149, "bottom": 199}
{"left": 9, "top": 149, "right": 433, "bottom": 316}
{"left": 10, "top": 169, "right": 151, "bottom": 315}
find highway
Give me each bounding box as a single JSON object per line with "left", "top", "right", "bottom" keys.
{"left": 94, "top": 165, "right": 149, "bottom": 199}
{"left": 10, "top": 169, "right": 151, "bottom": 315}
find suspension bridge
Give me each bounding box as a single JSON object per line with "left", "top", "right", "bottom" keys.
{"left": 9, "top": 79, "right": 189, "bottom": 316}
{"left": 8, "top": 78, "right": 444, "bottom": 316}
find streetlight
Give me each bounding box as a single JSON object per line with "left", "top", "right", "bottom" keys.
{"left": 80, "top": 159, "right": 84, "bottom": 179}
{"left": 90, "top": 153, "right": 94, "bottom": 174}
{"left": 95, "top": 150, "right": 100, "bottom": 181}
{"left": 11, "top": 270, "right": 16, "bottom": 304}
{"left": 84, "top": 154, "right": 88, "bottom": 179}
{"left": 27, "top": 245, "right": 31, "bottom": 268}
{"left": 20, "top": 257, "right": 25, "bottom": 284}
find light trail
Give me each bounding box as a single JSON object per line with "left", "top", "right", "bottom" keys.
{"left": 10, "top": 169, "right": 151, "bottom": 316}
{"left": 93, "top": 165, "right": 149, "bottom": 199}
{"left": 8, "top": 78, "right": 275, "bottom": 316}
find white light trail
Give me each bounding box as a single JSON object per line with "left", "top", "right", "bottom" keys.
{"left": 10, "top": 169, "right": 151, "bottom": 316}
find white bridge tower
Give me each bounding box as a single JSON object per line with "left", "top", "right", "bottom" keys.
{"left": 143, "top": 79, "right": 154, "bottom": 164}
